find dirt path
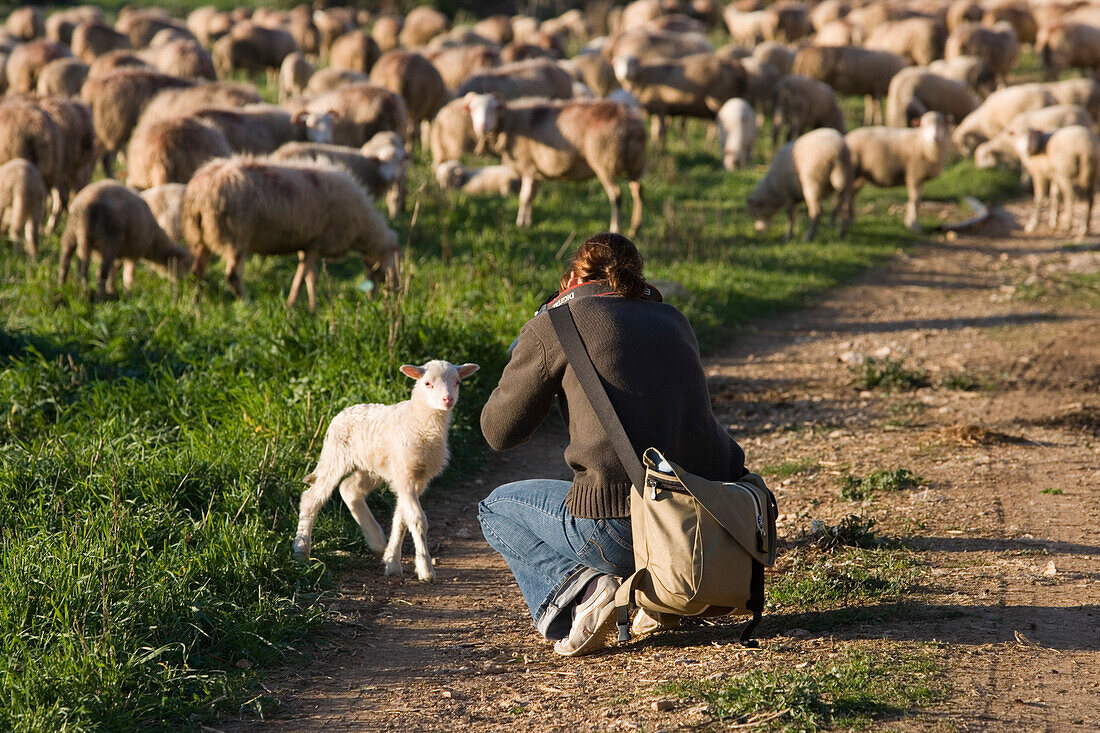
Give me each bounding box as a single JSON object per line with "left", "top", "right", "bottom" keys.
{"left": 223, "top": 202, "right": 1099, "bottom": 732}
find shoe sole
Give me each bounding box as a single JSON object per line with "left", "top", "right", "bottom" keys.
{"left": 554, "top": 588, "right": 618, "bottom": 657}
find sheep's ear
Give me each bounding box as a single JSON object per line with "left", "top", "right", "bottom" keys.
{"left": 291, "top": 111, "right": 306, "bottom": 124}
{"left": 456, "top": 363, "right": 480, "bottom": 379}
{"left": 1026, "top": 129, "right": 1042, "bottom": 156}
{"left": 462, "top": 92, "right": 475, "bottom": 112}
{"left": 400, "top": 364, "right": 425, "bottom": 379}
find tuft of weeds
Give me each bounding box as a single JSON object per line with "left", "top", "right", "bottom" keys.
{"left": 840, "top": 468, "right": 921, "bottom": 501}
{"left": 938, "top": 370, "right": 996, "bottom": 391}
{"left": 768, "top": 546, "right": 921, "bottom": 609}
{"left": 663, "top": 645, "right": 947, "bottom": 731}
{"left": 1040, "top": 487, "right": 1064, "bottom": 495}
{"left": 853, "top": 357, "right": 930, "bottom": 391}
{"left": 759, "top": 457, "right": 820, "bottom": 478}
{"left": 809, "top": 514, "right": 882, "bottom": 550}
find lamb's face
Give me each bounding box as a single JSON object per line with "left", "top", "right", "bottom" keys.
{"left": 746, "top": 193, "right": 774, "bottom": 231}
{"left": 401, "top": 361, "right": 481, "bottom": 411}
{"left": 612, "top": 54, "right": 640, "bottom": 85}
{"left": 303, "top": 111, "right": 336, "bottom": 144}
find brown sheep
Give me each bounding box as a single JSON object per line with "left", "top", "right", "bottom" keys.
{"left": 71, "top": 21, "right": 131, "bottom": 63}
{"left": 35, "top": 58, "right": 89, "bottom": 97}
{"left": 946, "top": 1, "right": 983, "bottom": 33}
{"left": 603, "top": 29, "right": 714, "bottom": 64}
{"left": 747, "top": 127, "right": 854, "bottom": 241}
{"left": 125, "top": 115, "right": 232, "bottom": 188}
{"left": 926, "top": 55, "right": 996, "bottom": 97}
{"left": 752, "top": 40, "right": 795, "bottom": 75}
{"left": 186, "top": 106, "right": 336, "bottom": 154}
{"left": 279, "top": 52, "right": 314, "bottom": 101}
{"left": 137, "top": 82, "right": 262, "bottom": 127}
{"left": 117, "top": 10, "right": 190, "bottom": 50}
{"left": 285, "top": 83, "right": 408, "bottom": 148}
{"left": 87, "top": 51, "right": 148, "bottom": 79}
{"left": 474, "top": 16, "right": 514, "bottom": 45}
{"left": 80, "top": 68, "right": 195, "bottom": 177}
{"left": 313, "top": 8, "right": 354, "bottom": 56}
{"left": 6, "top": 7, "right": 44, "bottom": 41}
{"left": 329, "top": 31, "right": 381, "bottom": 74}
{"left": 138, "top": 38, "right": 215, "bottom": 80}
{"left": 430, "top": 95, "right": 478, "bottom": 168}
{"left": 1037, "top": 22, "right": 1100, "bottom": 81}
{"left": 371, "top": 16, "right": 403, "bottom": 53}
{"left": 456, "top": 58, "right": 575, "bottom": 100}
{"left": 0, "top": 100, "right": 63, "bottom": 204}
{"left": 885, "top": 67, "right": 980, "bottom": 128}
{"left": 791, "top": 45, "right": 908, "bottom": 125}
{"left": 182, "top": 157, "right": 401, "bottom": 311}
{"left": 945, "top": 22, "right": 1018, "bottom": 88}
{"left": 369, "top": 50, "right": 448, "bottom": 146}
{"left": 399, "top": 7, "right": 450, "bottom": 48}
{"left": 286, "top": 12, "right": 320, "bottom": 57}
{"left": 59, "top": 179, "right": 193, "bottom": 300}
{"left": 500, "top": 42, "right": 557, "bottom": 64}
{"left": 35, "top": 96, "right": 97, "bottom": 228}
{"left": 7, "top": 39, "right": 72, "bottom": 94}
{"left": 305, "top": 68, "right": 369, "bottom": 94}
{"left": 186, "top": 7, "right": 232, "bottom": 46}
{"left": 563, "top": 51, "right": 617, "bottom": 97}
{"left": 214, "top": 22, "right": 297, "bottom": 75}
{"left": 426, "top": 44, "right": 501, "bottom": 92}
{"left": 864, "top": 17, "right": 946, "bottom": 66}
{"left": 0, "top": 158, "right": 46, "bottom": 258}
{"left": 772, "top": 74, "right": 846, "bottom": 145}
{"left": 983, "top": 3, "right": 1037, "bottom": 46}
{"left": 466, "top": 95, "right": 646, "bottom": 233}
{"left": 46, "top": 6, "right": 103, "bottom": 46}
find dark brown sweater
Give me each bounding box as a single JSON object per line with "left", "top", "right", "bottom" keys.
{"left": 480, "top": 285, "right": 746, "bottom": 518}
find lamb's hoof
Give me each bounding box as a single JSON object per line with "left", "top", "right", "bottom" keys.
{"left": 383, "top": 557, "right": 402, "bottom": 576}
{"left": 416, "top": 560, "right": 436, "bottom": 582}
{"left": 292, "top": 538, "right": 310, "bottom": 562}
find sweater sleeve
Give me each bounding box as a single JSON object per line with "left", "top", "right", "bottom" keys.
{"left": 480, "top": 319, "right": 559, "bottom": 451}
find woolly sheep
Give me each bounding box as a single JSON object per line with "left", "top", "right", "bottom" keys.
{"left": 305, "top": 68, "right": 368, "bottom": 94}
{"left": 562, "top": 50, "right": 617, "bottom": 98}
{"left": 864, "top": 17, "right": 946, "bottom": 66}
{"left": 186, "top": 7, "right": 232, "bottom": 46}
{"left": 117, "top": 9, "right": 190, "bottom": 50}
{"left": 926, "top": 55, "right": 996, "bottom": 98}
{"left": 0, "top": 158, "right": 46, "bottom": 258}
{"left": 747, "top": 127, "right": 854, "bottom": 241}
{"left": 456, "top": 58, "right": 575, "bottom": 100}
{"left": 814, "top": 20, "right": 860, "bottom": 46}
{"left": 885, "top": 67, "right": 980, "bottom": 128}
{"left": 751, "top": 40, "right": 795, "bottom": 75}
{"left": 294, "top": 360, "right": 480, "bottom": 581}
{"left": 467, "top": 95, "right": 646, "bottom": 233}
{"left": 429, "top": 95, "right": 478, "bottom": 168}
{"left": 371, "top": 15, "right": 402, "bottom": 53}
{"left": 125, "top": 115, "right": 232, "bottom": 188}
{"left": 6, "top": 7, "right": 44, "bottom": 41}
{"left": 271, "top": 139, "right": 405, "bottom": 215}
{"left": 947, "top": 1, "right": 984, "bottom": 33}
{"left": 952, "top": 83, "right": 1057, "bottom": 154}
{"left": 312, "top": 8, "right": 354, "bottom": 56}
{"left": 974, "top": 104, "right": 1092, "bottom": 169}
{"left": 945, "top": 22, "right": 1018, "bottom": 88}
{"left": 426, "top": 44, "right": 501, "bottom": 92}
{"left": 0, "top": 100, "right": 63, "bottom": 207}
{"left": 1043, "top": 78, "right": 1100, "bottom": 125}
{"left": 1036, "top": 19, "right": 1098, "bottom": 79}
{"left": 772, "top": 74, "right": 846, "bottom": 145}
{"left": 140, "top": 182, "right": 186, "bottom": 242}
{"left": 46, "top": 7, "right": 102, "bottom": 46}
{"left": 435, "top": 160, "right": 521, "bottom": 195}
{"left": 369, "top": 50, "right": 448, "bottom": 147}
{"left": 278, "top": 52, "right": 313, "bottom": 102}
{"left": 360, "top": 130, "right": 409, "bottom": 215}
{"left": 35, "top": 57, "right": 88, "bottom": 97}
{"left": 71, "top": 21, "right": 131, "bottom": 63}
{"left": 846, "top": 111, "right": 951, "bottom": 231}
{"left": 722, "top": 7, "right": 779, "bottom": 45}
{"left": 792, "top": 45, "right": 908, "bottom": 125}
{"left": 7, "top": 39, "right": 72, "bottom": 94}
{"left": 717, "top": 97, "right": 755, "bottom": 170}
{"left": 474, "top": 15, "right": 514, "bottom": 45}
{"left": 1008, "top": 125, "right": 1100, "bottom": 235}
{"left": 87, "top": 51, "right": 148, "bottom": 79}
{"left": 138, "top": 37, "right": 215, "bottom": 80}
{"left": 983, "top": 3, "right": 1037, "bottom": 46}
{"left": 399, "top": 7, "right": 450, "bottom": 48}
{"left": 602, "top": 29, "right": 714, "bottom": 64}
{"left": 182, "top": 156, "right": 401, "bottom": 311}
{"left": 34, "top": 96, "right": 97, "bottom": 231}
{"left": 187, "top": 106, "right": 336, "bottom": 154}
{"left": 137, "top": 81, "right": 262, "bottom": 127}
{"left": 59, "top": 180, "right": 193, "bottom": 300}
{"left": 329, "top": 31, "right": 381, "bottom": 74}
{"left": 284, "top": 83, "right": 408, "bottom": 147}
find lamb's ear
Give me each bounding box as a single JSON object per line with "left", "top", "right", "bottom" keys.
{"left": 1026, "top": 129, "right": 1043, "bottom": 156}
{"left": 400, "top": 364, "right": 425, "bottom": 379}
{"left": 457, "top": 363, "right": 480, "bottom": 379}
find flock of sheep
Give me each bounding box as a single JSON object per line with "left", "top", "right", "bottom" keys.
{"left": 2, "top": 1, "right": 1100, "bottom": 309}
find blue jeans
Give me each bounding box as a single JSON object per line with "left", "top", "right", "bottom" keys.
{"left": 478, "top": 479, "right": 634, "bottom": 640}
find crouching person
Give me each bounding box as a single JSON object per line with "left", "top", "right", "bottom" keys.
{"left": 478, "top": 232, "right": 748, "bottom": 656}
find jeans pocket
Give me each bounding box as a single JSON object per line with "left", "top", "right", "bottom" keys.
{"left": 579, "top": 519, "right": 634, "bottom": 575}
{"left": 601, "top": 518, "right": 634, "bottom": 554}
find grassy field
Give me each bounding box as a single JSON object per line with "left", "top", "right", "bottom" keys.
{"left": 0, "top": 62, "right": 1021, "bottom": 730}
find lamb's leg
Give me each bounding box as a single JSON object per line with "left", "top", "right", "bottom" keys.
{"left": 122, "top": 260, "right": 135, "bottom": 293}
{"left": 287, "top": 251, "right": 308, "bottom": 309}
{"left": 628, "top": 180, "right": 643, "bottom": 236}
{"left": 1048, "top": 180, "right": 1061, "bottom": 230}
{"left": 45, "top": 188, "right": 62, "bottom": 234}
{"left": 294, "top": 469, "right": 343, "bottom": 561}
{"left": 905, "top": 179, "right": 922, "bottom": 232}
{"left": 863, "top": 95, "right": 875, "bottom": 126}
{"left": 597, "top": 172, "right": 622, "bottom": 234}
{"left": 517, "top": 176, "right": 538, "bottom": 228}
{"left": 382, "top": 502, "right": 408, "bottom": 577}
{"left": 395, "top": 485, "right": 434, "bottom": 582}
{"left": 805, "top": 193, "right": 822, "bottom": 242}
{"left": 1026, "top": 176, "right": 1044, "bottom": 232}
{"left": 338, "top": 471, "right": 385, "bottom": 554}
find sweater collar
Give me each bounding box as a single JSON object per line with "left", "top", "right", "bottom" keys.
{"left": 536, "top": 280, "right": 663, "bottom": 316}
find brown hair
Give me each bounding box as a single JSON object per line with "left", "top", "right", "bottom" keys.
{"left": 560, "top": 232, "right": 647, "bottom": 298}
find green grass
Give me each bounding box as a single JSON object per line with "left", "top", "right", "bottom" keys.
{"left": 663, "top": 645, "right": 947, "bottom": 731}
{"left": 1040, "top": 487, "right": 1064, "bottom": 495}
{"left": 0, "top": 58, "right": 1022, "bottom": 729}
{"left": 840, "top": 468, "right": 922, "bottom": 501}
{"left": 768, "top": 546, "right": 922, "bottom": 610}
{"left": 759, "top": 457, "right": 820, "bottom": 478}
{"left": 852, "top": 357, "right": 930, "bottom": 391}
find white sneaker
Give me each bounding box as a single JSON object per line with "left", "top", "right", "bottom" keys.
{"left": 630, "top": 607, "right": 681, "bottom": 638}
{"left": 553, "top": 574, "right": 620, "bottom": 657}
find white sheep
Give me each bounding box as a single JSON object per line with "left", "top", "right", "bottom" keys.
{"left": 435, "top": 161, "right": 521, "bottom": 195}
{"left": 716, "top": 98, "right": 755, "bottom": 170}
{"left": 294, "top": 360, "right": 481, "bottom": 581}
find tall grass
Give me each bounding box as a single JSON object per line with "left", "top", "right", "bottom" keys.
{"left": 0, "top": 78, "right": 1017, "bottom": 730}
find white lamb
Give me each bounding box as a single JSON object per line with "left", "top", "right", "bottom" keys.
{"left": 716, "top": 97, "right": 755, "bottom": 170}
{"left": 293, "top": 360, "right": 480, "bottom": 582}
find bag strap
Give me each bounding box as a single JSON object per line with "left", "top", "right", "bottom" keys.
{"left": 614, "top": 569, "right": 647, "bottom": 642}
{"left": 548, "top": 303, "right": 646, "bottom": 491}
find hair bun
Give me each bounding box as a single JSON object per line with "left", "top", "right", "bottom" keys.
{"left": 561, "top": 232, "right": 646, "bottom": 298}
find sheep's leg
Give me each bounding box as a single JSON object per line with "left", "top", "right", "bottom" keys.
{"left": 45, "top": 188, "right": 62, "bottom": 234}
{"left": 293, "top": 470, "right": 342, "bottom": 561}
{"left": 382, "top": 500, "right": 408, "bottom": 577}
{"left": 106, "top": 261, "right": 120, "bottom": 297}
{"left": 122, "top": 260, "right": 135, "bottom": 293}
{"left": 597, "top": 172, "right": 623, "bottom": 234}
{"left": 303, "top": 249, "right": 320, "bottom": 312}
{"left": 1026, "top": 177, "right": 1044, "bottom": 232}
{"left": 805, "top": 194, "right": 822, "bottom": 242}
{"left": 395, "top": 485, "right": 434, "bottom": 582}
{"left": 905, "top": 179, "right": 922, "bottom": 232}
{"left": 863, "top": 95, "right": 875, "bottom": 126}
{"left": 101, "top": 151, "right": 115, "bottom": 179}
{"left": 23, "top": 216, "right": 38, "bottom": 259}
{"left": 224, "top": 250, "right": 246, "bottom": 300}
{"left": 338, "top": 471, "right": 385, "bottom": 555}
{"left": 517, "top": 176, "right": 538, "bottom": 228}
{"left": 95, "top": 257, "right": 113, "bottom": 301}
{"left": 1048, "top": 181, "right": 1061, "bottom": 230}
{"left": 287, "top": 251, "right": 308, "bottom": 309}
{"left": 628, "top": 180, "right": 643, "bottom": 236}
{"left": 1085, "top": 190, "right": 1096, "bottom": 236}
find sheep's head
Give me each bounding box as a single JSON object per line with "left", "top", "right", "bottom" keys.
{"left": 464, "top": 92, "right": 504, "bottom": 139}
{"left": 746, "top": 190, "right": 776, "bottom": 231}
{"left": 401, "top": 360, "right": 480, "bottom": 411}
{"left": 973, "top": 139, "right": 1006, "bottom": 169}
{"left": 951, "top": 125, "right": 983, "bottom": 156}
{"left": 612, "top": 54, "right": 640, "bottom": 85}
{"left": 296, "top": 110, "right": 337, "bottom": 144}
{"left": 917, "top": 111, "right": 950, "bottom": 152}
{"left": 434, "top": 160, "right": 464, "bottom": 189}
{"left": 361, "top": 131, "right": 407, "bottom": 169}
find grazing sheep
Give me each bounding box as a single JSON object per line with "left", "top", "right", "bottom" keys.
{"left": 773, "top": 2, "right": 813, "bottom": 43}
{"left": 293, "top": 360, "right": 481, "bottom": 581}
{"left": 399, "top": 7, "right": 450, "bottom": 48}
{"left": 7, "top": 7, "right": 44, "bottom": 41}
{"left": 125, "top": 115, "right": 232, "bottom": 188}
{"left": 46, "top": 6, "right": 102, "bottom": 46}
{"left": 1007, "top": 125, "right": 1100, "bottom": 235}
{"left": 59, "top": 180, "right": 193, "bottom": 300}
{"left": 846, "top": 111, "right": 951, "bottom": 231}
{"left": 329, "top": 31, "right": 381, "bottom": 75}
{"left": 0, "top": 100, "right": 63, "bottom": 205}
{"left": 285, "top": 11, "right": 320, "bottom": 56}
{"left": 35, "top": 58, "right": 88, "bottom": 97}
{"left": 772, "top": 74, "right": 846, "bottom": 145}
{"left": 791, "top": 45, "right": 908, "bottom": 125}
{"left": 429, "top": 95, "right": 478, "bottom": 168}
{"left": 71, "top": 21, "right": 131, "bottom": 63}
{"left": 474, "top": 15, "right": 514, "bottom": 45}
{"left": 0, "top": 158, "right": 46, "bottom": 257}
{"left": 435, "top": 160, "right": 521, "bottom": 195}
{"left": 457, "top": 58, "right": 575, "bottom": 100}
{"left": 371, "top": 15, "right": 402, "bottom": 53}
{"left": 305, "top": 67, "right": 368, "bottom": 94}
{"left": 214, "top": 22, "right": 297, "bottom": 75}
{"left": 182, "top": 157, "right": 401, "bottom": 310}
{"left": 80, "top": 68, "right": 195, "bottom": 177}
{"left": 117, "top": 9, "right": 190, "bottom": 50}
{"left": 952, "top": 83, "right": 1057, "bottom": 154}
{"left": 984, "top": 3, "right": 1037, "bottom": 46}
{"left": 945, "top": 22, "right": 1018, "bottom": 88}
{"left": 723, "top": 7, "right": 779, "bottom": 45}
{"left": 369, "top": 50, "right": 448, "bottom": 147}
{"left": 885, "top": 67, "right": 980, "bottom": 128}
{"left": 426, "top": 44, "right": 501, "bottom": 92}
{"left": 188, "top": 106, "right": 335, "bottom": 154}
{"left": 87, "top": 51, "right": 148, "bottom": 79}
{"left": 814, "top": 19, "right": 861, "bottom": 46}
{"left": 738, "top": 57, "right": 781, "bottom": 123}
{"left": 716, "top": 97, "right": 755, "bottom": 170}
{"left": 360, "top": 130, "right": 409, "bottom": 215}
{"left": 747, "top": 127, "right": 854, "bottom": 241}
{"left": 562, "top": 50, "right": 617, "bottom": 98}
{"left": 467, "top": 95, "right": 646, "bottom": 233}
{"left": 138, "top": 38, "right": 215, "bottom": 80}
{"left": 752, "top": 40, "right": 795, "bottom": 75}
{"left": 140, "top": 182, "right": 186, "bottom": 242}
{"left": 137, "top": 81, "right": 261, "bottom": 127}
{"left": 278, "top": 52, "right": 313, "bottom": 101}
{"left": 34, "top": 96, "right": 96, "bottom": 229}
{"left": 612, "top": 53, "right": 745, "bottom": 145}
{"left": 864, "top": 17, "right": 946, "bottom": 66}
{"left": 926, "top": 55, "right": 996, "bottom": 97}
{"left": 1043, "top": 78, "right": 1100, "bottom": 126}
{"left": 285, "top": 83, "right": 408, "bottom": 147}
{"left": 602, "top": 29, "right": 714, "bottom": 64}
{"left": 312, "top": 8, "right": 354, "bottom": 56}
{"left": 7, "top": 39, "right": 72, "bottom": 94}
{"left": 186, "top": 6, "right": 232, "bottom": 46}
{"left": 271, "top": 140, "right": 404, "bottom": 212}
{"left": 974, "top": 104, "right": 1092, "bottom": 169}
